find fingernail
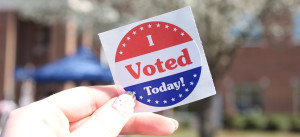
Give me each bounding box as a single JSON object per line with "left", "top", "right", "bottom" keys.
{"left": 171, "top": 119, "right": 179, "bottom": 131}
{"left": 112, "top": 91, "right": 136, "bottom": 115}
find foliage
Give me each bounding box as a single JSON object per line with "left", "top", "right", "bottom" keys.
{"left": 265, "top": 115, "right": 290, "bottom": 131}
{"left": 224, "top": 114, "right": 267, "bottom": 130}
{"left": 224, "top": 114, "right": 295, "bottom": 131}
{"left": 216, "top": 130, "right": 300, "bottom": 137}
{"left": 290, "top": 116, "right": 300, "bottom": 132}
{"left": 245, "top": 114, "right": 268, "bottom": 130}
{"left": 223, "top": 115, "right": 247, "bottom": 130}
{"left": 232, "top": 115, "right": 248, "bottom": 130}
{"left": 223, "top": 115, "right": 233, "bottom": 129}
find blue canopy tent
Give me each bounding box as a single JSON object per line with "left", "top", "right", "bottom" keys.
{"left": 15, "top": 67, "right": 34, "bottom": 82}
{"left": 31, "top": 46, "right": 113, "bottom": 83}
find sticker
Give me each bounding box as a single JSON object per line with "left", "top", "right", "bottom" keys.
{"left": 99, "top": 7, "right": 216, "bottom": 112}
{"left": 115, "top": 21, "right": 202, "bottom": 107}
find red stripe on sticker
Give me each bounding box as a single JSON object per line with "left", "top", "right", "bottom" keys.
{"left": 115, "top": 21, "right": 193, "bottom": 62}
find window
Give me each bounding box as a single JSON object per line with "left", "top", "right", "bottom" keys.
{"left": 230, "top": 14, "right": 263, "bottom": 45}
{"left": 235, "top": 84, "right": 263, "bottom": 114}
{"left": 293, "top": 12, "right": 300, "bottom": 44}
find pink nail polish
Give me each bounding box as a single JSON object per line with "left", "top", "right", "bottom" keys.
{"left": 112, "top": 91, "right": 136, "bottom": 115}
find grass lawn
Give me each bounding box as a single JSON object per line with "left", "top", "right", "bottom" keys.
{"left": 128, "top": 128, "right": 300, "bottom": 137}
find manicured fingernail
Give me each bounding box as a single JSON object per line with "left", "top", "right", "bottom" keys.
{"left": 112, "top": 91, "right": 136, "bottom": 115}
{"left": 171, "top": 119, "right": 179, "bottom": 131}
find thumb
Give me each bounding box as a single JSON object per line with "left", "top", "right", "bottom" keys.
{"left": 69, "top": 92, "right": 136, "bottom": 137}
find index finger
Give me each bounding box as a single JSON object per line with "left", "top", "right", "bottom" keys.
{"left": 45, "top": 85, "right": 118, "bottom": 122}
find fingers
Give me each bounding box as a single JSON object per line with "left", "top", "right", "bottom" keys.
{"left": 69, "top": 117, "right": 89, "bottom": 132}
{"left": 70, "top": 112, "right": 179, "bottom": 136}
{"left": 46, "top": 85, "right": 118, "bottom": 122}
{"left": 69, "top": 92, "right": 135, "bottom": 137}
{"left": 121, "top": 112, "right": 178, "bottom": 136}
{"left": 49, "top": 86, "right": 178, "bottom": 136}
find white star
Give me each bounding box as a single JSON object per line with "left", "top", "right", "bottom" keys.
{"left": 173, "top": 28, "right": 177, "bottom": 32}
{"left": 132, "top": 91, "right": 136, "bottom": 95}
{"left": 163, "top": 100, "right": 167, "bottom": 104}
{"left": 193, "top": 74, "right": 197, "bottom": 77}
{"left": 181, "top": 32, "right": 185, "bottom": 36}
{"left": 155, "top": 100, "right": 159, "bottom": 104}
{"left": 140, "top": 27, "right": 143, "bottom": 30}
{"left": 165, "top": 25, "right": 169, "bottom": 29}
{"left": 156, "top": 23, "right": 160, "bottom": 27}
{"left": 127, "top": 36, "right": 130, "bottom": 40}
{"left": 185, "top": 88, "right": 189, "bottom": 92}
{"left": 190, "top": 82, "right": 194, "bottom": 85}
{"left": 147, "top": 99, "right": 151, "bottom": 103}
{"left": 119, "top": 51, "right": 123, "bottom": 55}
{"left": 139, "top": 96, "right": 143, "bottom": 99}
{"left": 133, "top": 31, "right": 136, "bottom": 35}
{"left": 179, "top": 94, "right": 182, "bottom": 98}
{"left": 171, "top": 98, "right": 175, "bottom": 101}
{"left": 148, "top": 24, "right": 151, "bottom": 28}
{"left": 122, "top": 43, "right": 126, "bottom": 47}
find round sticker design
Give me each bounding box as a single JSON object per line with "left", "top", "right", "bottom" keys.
{"left": 115, "top": 21, "right": 202, "bottom": 107}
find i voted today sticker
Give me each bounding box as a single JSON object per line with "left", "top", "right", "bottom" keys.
{"left": 115, "top": 21, "right": 202, "bottom": 107}
{"left": 99, "top": 7, "right": 216, "bottom": 112}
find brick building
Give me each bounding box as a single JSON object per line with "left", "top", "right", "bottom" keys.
{"left": 218, "top": 10, "right": 300, "bottom": 114}
{"left": 0, "top": 11, "right": 99, "bottom": 103}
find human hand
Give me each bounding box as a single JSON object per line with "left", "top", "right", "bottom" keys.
{"left": 1, "top": 86, "right": 178, "bottom": 137}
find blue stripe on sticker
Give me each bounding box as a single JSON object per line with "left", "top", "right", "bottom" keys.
{"left": 124, "top": 67, "right": 202, "bottom": 107}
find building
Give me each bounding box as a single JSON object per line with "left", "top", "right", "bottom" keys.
{"left": 218, "top": 9, "right": 300, "bottom": 115}
{"left": 0, "top": 11, "right": 100, "bottom": 103}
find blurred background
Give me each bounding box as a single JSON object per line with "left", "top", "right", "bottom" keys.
{"left": 0, "top": 0, "right": 300, "bottom": 137}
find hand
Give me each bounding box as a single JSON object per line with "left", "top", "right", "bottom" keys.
{"left": 1, "top": 86, "right": 178, "bottom": 137}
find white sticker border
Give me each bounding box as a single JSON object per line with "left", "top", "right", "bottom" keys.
{"left": 99, "top": 6, "right": 216, "bottom": 112}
